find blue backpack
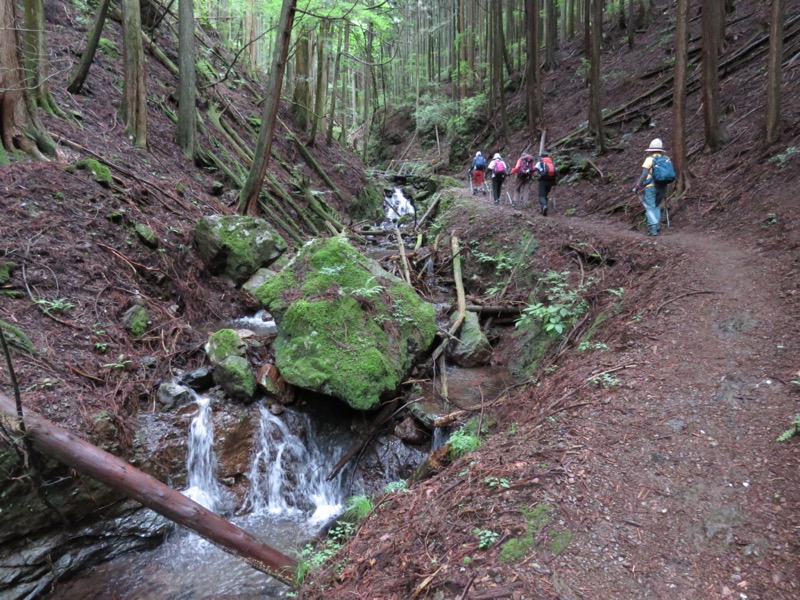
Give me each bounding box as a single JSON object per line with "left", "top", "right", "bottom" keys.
{"left": 473, "top": 155, "right": 486, "bottom": 170}
{"left": 651, "top": 155, "right": 676, "bottom": 184}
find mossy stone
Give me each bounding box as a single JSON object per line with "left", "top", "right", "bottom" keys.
{"left": 122, "top": 305, "right": 149, "bottom": 336}
{"left": 134, "top": 223, "right": 158, "bottom": 248}
{"left": 348, "top": 184, "right": 385, "bottom": 222}
{"left": 213, "top": 355, "right": 256, "bottom": 401}
{"left": 76, "top": 158, "right": 112, "bottom": 187}
{"left": 254, "top": 236, "right": 436, "bottom": 410}
{"left": 0, "top": 261, "right": 16, "bottom": 285}
{"left": 205, "top": 329, "right": 246, "bottom": 366}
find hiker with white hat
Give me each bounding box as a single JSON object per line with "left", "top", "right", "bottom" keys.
{"left": 631, "top": 138, "right": 676, "bottom": 236}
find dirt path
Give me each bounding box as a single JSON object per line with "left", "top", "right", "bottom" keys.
{"left": 540, "top": 211, "right": 799, "bottom": 598}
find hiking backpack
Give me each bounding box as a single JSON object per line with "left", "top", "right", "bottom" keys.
{"left": 493, "top": 160, "right": 507, "bottom": 175}
{"left": 539, "top": 156, "right": 557, "bottom": 178}
{"left": 520, "top": 155, "right": 535, "bottom": 175}
{"left": 651, "top": 155, "right": 676, "bottom": 184}
{"left": 473, "top": 155, "right": 486, "bottom": 170}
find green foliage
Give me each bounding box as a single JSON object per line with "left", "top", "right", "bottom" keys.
{"left": 25, "top": 377, "right": 59, "bottom": 391}
{"left": 0, "top": 320, "right": 36, "bottom": 356}
{"left": 498, "top": 536, "right": 534, "bottom": 562}
{"left": 383, "top": 480, "right": 410, "bottom": 494}
{"left": 295, "top": 521, "right": 355, "bottom": 585}
{"left": 762, "top": 213, "right": 779, "bottom": 229}
{"left": 447, "top": 417, "right": 489, "bottom": 459}
{"left": 483, "top": 476, "right": 511, "bottom": 490}
{"left": 103, "top": 354, "right": 131, "bottom": 369}
{"left": 98, "top": 38, "right": 118, "bottom": 58}
{"left": 523, "top": 504, "right": 553, "bottom": 533}
{"left": 76, "top": 158, "right": 112, "bottom": 186}
{"left": 33, "top": 297, "right": 75, "bottom": 314}
{"left": 472, "top": 528, "right": 500, "bottom": 549}
{"left": 588, "top": 372, "right": 620, "bottom": 389}
{"left": 548, "top": 529, "right": 573, "bottom": 555}
{"left": 769, "top": 146, "right": 797, "bottom": 167}
{"left": 516, "top": 270, "right": 591, "bottom": 336}
{"left": 343, "top": 493, "right": 374, "bottom": 522}
{"left": 777, "top": 414, "right": 800, "bottom": 442}
{"left": 578, "top": 341, "right": 609, "bottom": 352}
{"left": 414, "top": 94, "right": 457, "bottom": 134}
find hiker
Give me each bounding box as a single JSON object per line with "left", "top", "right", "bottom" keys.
{"left": 469, "top": 151, "right": 487, "bottom": 194}
{"left": 533, "top": 152, "right": 558, "bottom": 216}
{"left": 631, "top": 138, "right": 674, "bottom": 236}
{"left": 487, "top": 153, "right": 508, "bottom": 205}
{"left": 510, "top": 152, "right": 536, "bottom": 205}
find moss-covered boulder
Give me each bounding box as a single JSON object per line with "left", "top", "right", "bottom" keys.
{"left": 122, "top": 304, "right": 149, "bottom": 336}
{"left": 213, "top": 355, "right": 256, "bottom": 401}
{"left": 348, "top": 184, "right": 385, "bottom": 223}
{"left": 205, "top": 328, "right": 246, "bottom": 365}
{"left": 447, "top": 311, "right": 492, "bottom": 367}
{"left": 193, "top": 215, "right": 287, "bottom": 285}
{"left": 134, "top": 223, "right": 158, "bottom": 248}
{"left": 252, "top": 236, "right": 436, "bottom": 410}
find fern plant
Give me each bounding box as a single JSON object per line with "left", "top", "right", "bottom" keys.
{"left": 777, "top": 415, "right": 800, "bottom": 442}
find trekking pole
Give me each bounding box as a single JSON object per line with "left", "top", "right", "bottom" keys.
{"left": 506, "top": 191, "right": 515, "bottom": 207}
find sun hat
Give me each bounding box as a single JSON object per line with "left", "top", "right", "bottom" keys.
{"left": 645, "top": 138, "right": 664, "bottom": 152}
{"left": 493, "top": 153, "right": 501, "bottom": 159}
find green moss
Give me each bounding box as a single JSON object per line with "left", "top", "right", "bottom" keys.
{"left": 98, "top": 37, "right": 118, "bottom": 58}
{"left": 206, "top": 329, "right": 245, "bottom": 365}
{"left": 214, "top": 355, "right": 256, "bottom": 399}
{"left": 498, "top": 535, "right": 535, "bottom": 562}
{"left": 348, "top": 184, "right": 384, "bottom": 222}
{"left": 0, "top": 319, "right": 37, "bottom": 356}
{"left": 134, "top": 223, "right": 158, "bottom": 248}
{"left": 0, "top": 261, "right": 16, "bottom": 285}
{"left": 548, "top": 529, "right": 573, "bottom": 555}
{"left": 124, "top": 305, "right": 149, "bottom": 336}
{"left": 76, "top": 158, "right": 112, "bottom": 187}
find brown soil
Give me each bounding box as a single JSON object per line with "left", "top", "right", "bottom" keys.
{"left": 1, "top": 1, "right": 799, "bottom": 599}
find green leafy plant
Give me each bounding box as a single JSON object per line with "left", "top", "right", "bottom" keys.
{"left": 448, "top": 418, "right": 489, "bottom": 459}
{"left": 516, "top": 270, "right": 590, "bottom": 336}
{"left": 295, "top": 521, "right": 355, "bottom": 585}
{"left": 103, "top": 354, "right": 131, "bottom": 369}
{"left": 94, "top": 342, "right": 109, "bottom": 353}
{"left": 33, "top": 297, "right": 75, "bottom": 314}
{"left": 472, "top": 528, "right": 500, "bottom": 549}
{"left": 607, "top": 287, "right": 624, "bottom": 298}
{"left": 483, "top": 476, "right": 511, "bottom": 489}
{"left": 588, "top": 372, "right": 620, "bottom": 389}
{"left": 762, "top": 213, "right": 779, "bottom": 229}
{"left": 25, "top": 377, "right": 58, "bottom": 391}
{"left": 384, "top": 480, "right": 410, "bottom": 494}
{"left": 343, "top": 493, "right": 374, "bottom": 522}
{"left": 769, "top": 146, "right": 797, "bottom": 168}
{"left": 777, "top": 415, "right": 800, "bottom": 442}
{"left": 578, "top": 341, "right": 609, "bottom": 352}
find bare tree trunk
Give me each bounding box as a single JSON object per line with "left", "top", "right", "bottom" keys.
{"left": 701, "top": 0, "right": 728, "bottom": 153}
{"left": 0, "top": 0, "right": 54, "bottom": 159}
{"left": 525, "top": 0, "right": 543, "bottom": 137}
{"left": 672, "top": 0, "right": 689, "bottom": 194}
{"left": 177, "top": 0, "right": 196, "bottom": 159}
{"left": 67, "top": 0, "right": 111, "bottom": 93}
{"left": 338, "top": 23, "right": 349, "bottom": 144}
{"left": 121, "top": 0, "right": 147, "bottom": 147}
{"left": 0, "top": 393, "right": 296, "bottom": 585}
{"left": 765, "top": 0, "right": 785, "bottom": 143}
{"left": 588, "top": 0, "right": 605, "bottom": 151}
{"left": 22, "top": 0, "right": 60, "bottom": 115}
{"left": 292, "top": 33, "right": 310, "bottom": 131}
{"left": 238, "top": 0, "right": 297, "bottom": 214}
{"left": 326, "top": 23, "right": 342, "bottom": 146}
{"left": 544, "top": 0, "right": 558, "bottom": 70}
{"left": 493, "top": 0, "right": 509, "bottom": 143}
{"left": 627, "top": 0, "right": 635, "bottom": 49}
{"left": 307, "top": 19, "right": 327, "bottom": 146}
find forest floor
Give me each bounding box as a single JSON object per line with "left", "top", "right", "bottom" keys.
{"left": 1, "top": 0, "right": 799, "bottom": 599}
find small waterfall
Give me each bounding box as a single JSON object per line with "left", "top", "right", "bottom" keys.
{"left": 382, "top": 187, "right": 415, "bottom": 229}
{"left": 245, "top": 406, "right": 346, "bottom": 526}
{"left": 183, "top": 393, "right": 223, "bottom": 512}
{"left": 432, "top": 427, "right": 448, "bottom": 451}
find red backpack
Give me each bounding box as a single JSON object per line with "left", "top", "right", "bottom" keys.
{"left": 540, "top": 156, "right": 556, "bottom": 178}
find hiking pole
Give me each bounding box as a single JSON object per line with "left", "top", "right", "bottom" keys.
{"left": 506, "top": 190, "right": 515, "bottom": 207}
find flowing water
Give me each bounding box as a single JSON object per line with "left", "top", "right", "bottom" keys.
{"left": 48, "top": 396, "right": 351, "bottom": 599}
{"left": 381, "top": 187, "right": 415, "bottom": 230}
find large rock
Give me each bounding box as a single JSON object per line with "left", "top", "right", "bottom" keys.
{"left": 447, "top": 311, "right": 492, "bottom": 367}
{"left": 252, "top": 236, "right": 436, "bottom": 410}
{"left": 193, "top": 215, "right": 287, "bottom": 285}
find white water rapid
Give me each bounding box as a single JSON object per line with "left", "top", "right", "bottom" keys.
{"left": 244, "top": 406, "right": 346, "bottom": 526}
{"left": 382, "top": 187, "right": 415, "bottom": 229}
{"left": 183, "top": 392, "right": 224, "bottom": 512}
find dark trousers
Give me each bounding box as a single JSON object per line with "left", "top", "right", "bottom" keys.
{"left": 538, "top": 178, "right": 555, "bottom": 208}
{"left": 492, "top": 175, "right": 505, "bottom": 204}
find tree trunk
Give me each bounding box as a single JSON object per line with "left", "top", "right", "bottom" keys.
{"left": 672, "top": 0, "right": 689, "bottom": 194}
{"left": 701, "top": 0, "right": 728, "bottom": 153}
{"left": 238, "top": 0, "right": 297, "bottom": 214}
{"left": 307, "top": 20, "right": 327, "bottom": 146}
{"left": 292, "top": 33, "right": 310, "bottom": 131}
{"left": 177, "top": 0, "right": 196, "bottom": 159}
{"left": 23, "top": 0, "right": 60, "bottom": 115}
{"left": 765, "top": 0, "right": 785, "bottom": 143}
{"left": 494, "top": 0, "right": 509, "bottom": 143}
{"left": 525, "top": 0, "right": 543, "bottom": 137}
{"left": 121, "top": 0, "right": 147, "bottom": 147}
{"left": 627, "top": 0, "right": 635, "bottom": 49}
{"left": 544, "top": 0, "right": 558, "bottom": 70}
{"left": 0, "top": 393, "right": 296, "bottom": 585}
{"left": 588, "top": 0, "right": 605, "bottom": 151}
{"left": 326, "top": 23, "right": 342, "bottom": 145}
{"left": 66, "top": 0, "right": 111, "bottom": 93}
{"left": 0, "top": 0, "right": 54, "bottom": 159}
{"left": 339, "top": 23, "right": 350, "bottom": 144}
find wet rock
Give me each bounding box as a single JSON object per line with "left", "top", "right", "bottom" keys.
{"left": 122, "top": 304, "right": 149, "bottom": 336}
{"left": 447, "top": 311, "right": 492, "bottom": 367}
{"left": 157, "top": 381, "right": 195, "bottom": 410}
{"left": 193, "top": 214, "right": 287, "bottom": 285}
{"left": 666, "top": 419, "right": 686, "bottom": 432}
{"left": 394, "top": 416, "right": 426, "bottom": 445}
{"left": 242, "top": 267, "right": 279, "bottom": 296}
{"left": 252, "top": 236, "right": 436, "bottom": 410}
{"left": 205, "top": 328, "right": 247, "bottom": 365}
{"left": 134, "top": 222, "right": 158, "bottom": 248}
{"left": 179, "top": 366, "right": 214, "bottom": 391}
{"left": 212, "top": 355, "right": 256, "bottom": 402}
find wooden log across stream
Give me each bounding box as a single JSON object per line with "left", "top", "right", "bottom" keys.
{"left": 0, "top": 393, "right": 297, "bottom": 586}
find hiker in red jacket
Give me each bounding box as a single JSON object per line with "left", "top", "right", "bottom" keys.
{"left": 533, "top": 152, "right": 558, "bottom": 216}
{"left": 510, "top": 153, "right": 536, "bottom": 206}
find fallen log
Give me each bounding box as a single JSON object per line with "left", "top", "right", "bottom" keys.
{"left": 431, "top": 235, "right": 466, "bottom": 362}
{"left": 0, "top": 393, "right": 296, "bottom": 586}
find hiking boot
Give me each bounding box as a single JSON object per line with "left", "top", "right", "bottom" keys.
{"left": 541, "top": 205, "right": 548, "bottom": 216}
